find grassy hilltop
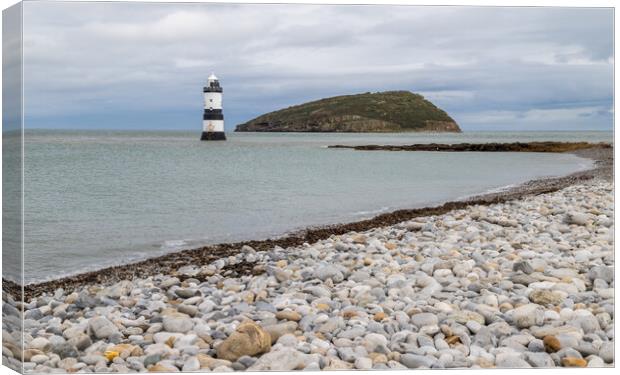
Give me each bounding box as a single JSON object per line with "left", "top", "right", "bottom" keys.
{"left": 235, "top": 91, "right": 461, "bottom": 133}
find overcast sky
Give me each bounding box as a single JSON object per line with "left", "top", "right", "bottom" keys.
{"left": 21, "top": 2, "right": 613, "bottom": 131}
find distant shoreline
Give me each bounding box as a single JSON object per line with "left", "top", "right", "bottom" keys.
{"left": 328, "top": 141, "right": 612, "bottom": 153}
{"left": 3, "top": 143, "right": 612, "bottom": 301}
{"left": 13, "top": 129, "right": 615, "bottom": 135}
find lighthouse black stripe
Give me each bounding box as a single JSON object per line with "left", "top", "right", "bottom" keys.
{"left": 203, "top": 87, "right": 223, "bottom": 93}
{"left": 203, "top": 109, "right": 223, "bottom": 119}
{"left": 203, "top": 113, "right": 224, "bottom": 120}
{"left": 201, "top": 131, "right": 226, "bottom": 141}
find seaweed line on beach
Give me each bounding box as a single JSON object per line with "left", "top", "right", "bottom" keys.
{"left": 2, "top": 144, "right": 612, "bottom": 301}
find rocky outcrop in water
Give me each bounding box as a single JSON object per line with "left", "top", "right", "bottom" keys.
{"left": 328, "top": 142, "right": 612, "bottom": 153}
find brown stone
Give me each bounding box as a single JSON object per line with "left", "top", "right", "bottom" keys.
{"left": 241, "top": 291, "right": 255, "bottom": 304}
{"left": 131, "top": 346, "right": 144, "bottom": 357}
{"left": 255, "top": 290, "right": 268, "bottom": 301}
{"left": 369, "top": 353, "right": 388, "bottom": 364}
{"left": 216, "top": 321, "right": 271, "bottom": 361}
{"left": 275, "top": 310, "right": 301, "bottom": 322}
{"left": 529, "top": 290, "right": 563, "bottom": 305}
{"left": 149, "top": 363, "right": 179, "bottom": 372}
{"left": 352, "top": 234, "right": 367, "bottom": 244}
{"left": 197, "top": 353, "right": 232, "bottom": 370}
{"left": 561, "top": 357, "right": 587, "bottom": 367}
{"left": 388, "top": 352, "right": 400, "bottom": 361}
{"left": 316, "top": 303, "right": 330, "bottom": 311}
{"left": 119, "top": 298, "right": 136, "bottom": 308}
{"left": 65, "top": 292, "right": 78, "bottom": 304}
{"left": 499, "top": 302, "right": 514, "bottom": 313}
{"left": 406, "top": 307, "right": 422, "bottom": 316}
{"left": 324, "top": 358, "right": 354, "bottom": 370}
{"left": 195, "top": 338, "right": 210, "bottom": 349}
{"left": 22, "top": 349, "right": 42, "bottom": 362}
{"left": 373, "top": 312, "right": 387, "bottom": 321}
{"left": 543, "top": 335, "right": 562, "bottom": 352}
{"left": 165, "top": 336, "right": 176, "bottom": 348}
{"left": 478, "top": 359, "right": 495, "bottom": 368}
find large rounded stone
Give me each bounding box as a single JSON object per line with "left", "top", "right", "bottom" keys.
{"left": 565, "top": 213, "right": 589, "bottom": 226}
{"left": 216, "top": 321, "right": 271, "bottom": 361}
{"left": 50, "top": 343, "right": 78, "bottom": 359}
{"left": 162, "top": 313, "right": 194, "bottom": 333}
{"left": 512, "top": 304, "right": 544, "bottom": 328}
{"left": 529, "top": 290, "right": 564, "bottom": 306}
{"left": 561, "top": 357, "right": 587, "bottom": 367}
{"left": 543, "top": 336, "right": 561, "bottom": 353}
{"left": 411, "top": 313, "right": 438, "bottom": 327}
{"left": 400, "top": 353, "right": 437, "bottom": 368}
{"left": 88, "top": 316, "right": 119, "bottom": 339}
{"left": 314, "top": 265, "right": 343, "bottom": 282}
{"left": 275, "top": 310, "right": 301, "bottom": 322}
{"left": 29, "top": 337, "right": 51, "bottom": 351}
{"left": 105, "top": 280, "right": 133, "bottom": 299}
{"left": 449, "top": 310, "right": 485, "bottom": 325}
{"left": 67, "top": 333, "right": 92, "bottom": 351}
{"left": 247, "top": 348, "right": 310, "bottom": 371}
{"left": 524, "top": 352, "right": 555, "bottom": 367}
{"left": 588, "top": 266, "right": 613, "bottom": 283}
{"left": 598, "top": 342, "right": 613, "bottom": 363}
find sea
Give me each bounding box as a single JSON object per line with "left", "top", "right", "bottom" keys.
{"left": 7, "top": 130, "right": 613, "bottom": 283}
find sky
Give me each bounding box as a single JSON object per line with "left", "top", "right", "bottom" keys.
{"left": 18, "top": 2, "right": 614, "bottom": 131}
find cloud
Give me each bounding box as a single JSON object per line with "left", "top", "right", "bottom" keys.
{"left": 2, "top": 2, "right": 22, "bottom": 131}
{"left": 458, "top": 106, "right": 613, "bottom": 131}
{"left": 20, "top": 2, "right": 613, "bottom": 131}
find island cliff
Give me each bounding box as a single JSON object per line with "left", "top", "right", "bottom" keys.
{"left": 235, "top": 91, "right": 461, "bottom": 133}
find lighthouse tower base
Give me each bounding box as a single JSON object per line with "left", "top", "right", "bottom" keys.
{"left": 201, "top": 131, "right": 226, "bottom": 141}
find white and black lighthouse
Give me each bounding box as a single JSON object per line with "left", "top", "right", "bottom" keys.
{"left": 201, "top": 73, "right": 226, "bottom": 141}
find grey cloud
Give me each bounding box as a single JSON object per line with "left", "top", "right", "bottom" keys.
{"left": 20, "top": 2, "right": 613, "bottom": 131}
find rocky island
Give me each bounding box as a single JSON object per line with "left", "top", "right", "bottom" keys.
{"left": 235, "top": 91, "right": 461, "bottom": 133}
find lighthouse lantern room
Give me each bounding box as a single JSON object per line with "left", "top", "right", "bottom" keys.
{"left": 201, "top": 73, "right": 226, "bottom": 141}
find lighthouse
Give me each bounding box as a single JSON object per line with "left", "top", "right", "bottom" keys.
{"left": 201, "top": 73, "right": 226, "bottom": 141}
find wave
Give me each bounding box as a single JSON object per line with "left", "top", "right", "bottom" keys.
{"left": 161, "top": 239, "right": 189, "bottom": 250}
{"left": 351, "top": 206, "right": 391, "bottom": 218}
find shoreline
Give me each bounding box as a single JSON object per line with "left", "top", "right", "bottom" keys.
{"left": 2, "top": 144, "right": 614, "bottom": 371}
{"left": 2, "top": 144, "right": 612, "bottom": 301}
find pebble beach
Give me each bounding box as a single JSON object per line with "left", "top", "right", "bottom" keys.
{"left": 2, "top": 174, "right": 614, "bottom": 372}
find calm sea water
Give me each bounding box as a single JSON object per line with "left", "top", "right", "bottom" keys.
{"left": 15, "top": 130, "right": 611, "bottom": 282}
